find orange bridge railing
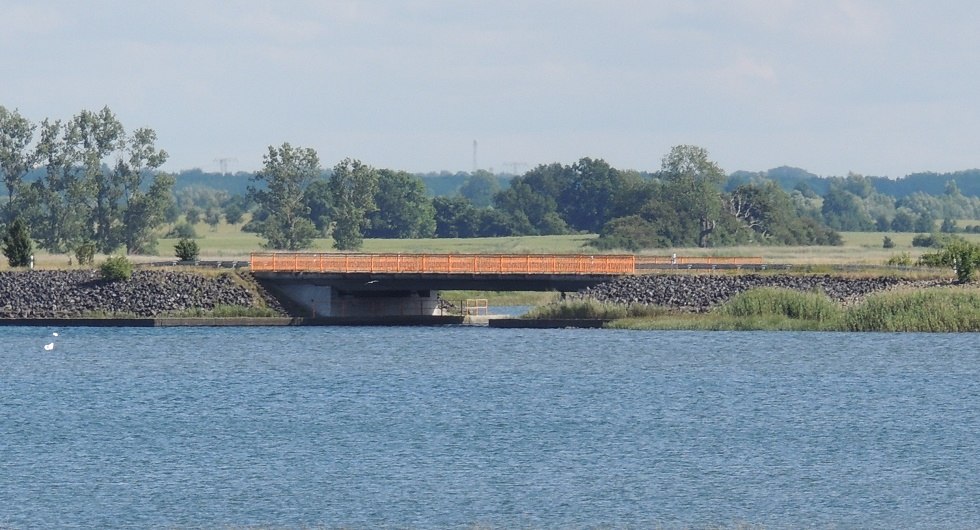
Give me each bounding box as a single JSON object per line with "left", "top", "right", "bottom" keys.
{"left": 250, "top": 252, "right": 636, "bottom": 275}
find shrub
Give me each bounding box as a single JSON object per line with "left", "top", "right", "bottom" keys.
{"left": 911, "top": 233, "right": 938, "bottom": 247}
{"left": 74, "top": 241, "right": 96, "bottom": 266}
{"left": 2, "top": 218, "right": 33, "bottom": 267}
{"left": 100, "top": 255, "right": 133, "bottom": 282}
{"left": 882, "top": 236, "right": 895, "bottom": 249}
{"left": 166, "top": 221, "right": 198, "bottom": 239}
{"left": 174, "top": 238, "right": 200, "bottom": 261}
{"left": 885, "top": 252, "right": 913, "bottom": 266}
{"left": 919, "top": 239, "right": 980, "bottom": 283}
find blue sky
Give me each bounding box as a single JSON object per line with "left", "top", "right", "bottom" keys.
{"left": 3, "top": 1, "right": 979, "bottom": 177}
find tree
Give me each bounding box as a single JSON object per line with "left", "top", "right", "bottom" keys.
{"left": 914, "top": 211, "right": 935, "bottom": 233}
{"left": 432, "top": 196, "right": 480, "bottom": 238}
{"left": 493, "top": 175, "right": 563, "bottom": 235}
{"left": 329, "top": 158, "right": 378, "bottom": 250}
{"left": 0, "top": 106, "right": 36, "bottom": 220}
{"left": 302, "top": 179, "right": 333, "bottom": 234}
{"left": 559, "top": 157, "right": 641, "bottom": 233}
{"left": 822, "top": 187, "right": 874, "bottom": 231}
{"left": 890, "top": 210, "right": 915, "bottom": 232}
{"left": 248, "top": 143, "right": 320, "bottom": 250}
{"left": 3, "top": 218, "right": 33, "bottom": 267}
{"left": 458, "top": 170, "right": 500, "bottom": 208}
{"left": 365, "top": 169, "right": 435, "bottom": 238}
{"left": 68, "top": 107, "right": 126, "bottom": 253}
{"left": 659, "top": 145, "right": 727, "bottom": 247}
{"left": 115, "top": 127, "right": 172, "bottom": 254}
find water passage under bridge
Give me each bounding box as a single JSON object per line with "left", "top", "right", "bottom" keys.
{"left": 249, "top": 252, "right": 635, "bottom": 320}
{"left": 248, "top": 253, "right": 766, "bottom": 321}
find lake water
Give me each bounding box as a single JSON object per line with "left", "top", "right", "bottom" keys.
{"left": 2, "top": 326, "right": 979, "bottom": 528}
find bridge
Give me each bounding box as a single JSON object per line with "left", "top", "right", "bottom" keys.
{"left": 249, "top": 252, "right": 635, "bottom": 320}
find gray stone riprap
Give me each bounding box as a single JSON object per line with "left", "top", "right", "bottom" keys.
{"left": 0, "top": 270, "right": 284, "bottom": 318}
{"left": 579, "top": 274, "right": 947, "bottom": 312}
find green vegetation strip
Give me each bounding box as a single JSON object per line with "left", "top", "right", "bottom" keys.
{"left": 531, "top": 287, "right": 980, "bottom": 332}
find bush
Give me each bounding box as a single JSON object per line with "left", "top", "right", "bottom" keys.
{"left": 74, "top": 241, "right": 96, "bottom": 266}
{"left": 911, "top": 233, "right": 937, "bottom": 247}
{"left": 882, "top": 236, "right": 895, "bottom": 249}
{"left": 166, "top": 221, "right": 198, "bottom": 239}
{"left": 919, "top": 239, "right": 980, "bottom": 283}
{"left": 886, "top": 252, "right": 913, "bottom": 266}
{"left": 2, "top": 218, "right": 33, "bottom": 267}
{"left": 100, "top": 255, "right": 133, "bottom": 282}
{"left": 174, "top": 238, "right": 200, "bottom": 261}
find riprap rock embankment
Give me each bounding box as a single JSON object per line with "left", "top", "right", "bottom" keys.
{"left": 580, "top": 274, "right": 945, "bottom": 312}
{"left": 0, "top": 270, "right": 281, "bottom": 318}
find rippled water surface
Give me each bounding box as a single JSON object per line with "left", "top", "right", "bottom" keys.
{"left": 2, "top": 326, "right": 979, "bottom": 528}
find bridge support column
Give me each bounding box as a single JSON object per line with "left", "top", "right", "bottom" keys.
{"left": 274, "top": 283, "right": 333, "bottom": 318}
{"left": 272, "top": 283, "right": 441, "bottom": 318}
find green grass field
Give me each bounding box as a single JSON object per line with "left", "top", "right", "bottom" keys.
{"left": 22, "top": 216, "right": 980, "bottom": 270}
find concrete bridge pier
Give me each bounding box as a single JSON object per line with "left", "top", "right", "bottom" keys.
{"left": 272, "top": 283, "right": 441, "bottom": 318}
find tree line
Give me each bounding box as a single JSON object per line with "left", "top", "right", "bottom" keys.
{"left": 244, "top": 143, "right": 840, "bottom": 252}
{"left": 7, "top": 104, "right": 980, "bottom": 259}
{"left": 0, "top": 105, "right": 170, "bottom": 258}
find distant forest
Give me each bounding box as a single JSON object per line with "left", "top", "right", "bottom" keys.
{"left": 22, "top": 164, "right": 976, "bottom": 200}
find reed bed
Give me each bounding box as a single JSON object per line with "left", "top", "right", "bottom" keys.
{"left": 524, "top": 298, "right": 670, "bottom": 320}
{"left": 841, "top": 289, "right": 980, "bottom": 332}
{"left": 532, "top": 286, "right": 980, "bottom": 332}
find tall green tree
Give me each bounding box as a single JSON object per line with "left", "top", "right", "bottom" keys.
{"left": 559, "top": 157, "right": 640, "bottom": 233}
{"left": 116, "top": 128, "right": 171, "bottom": 254}
{"left": 248, "top": 143, "right": 320, "bottom": 250}
{"left": 822, "top": 186, "right": 874, "bottom": 231}
{"left": 659, "top": 145, "right": 727, "bottom": 247}
{"left": 67, "top": 107, "right": 126, "bottom": 252}
{"left": 365, "top": 169, "right": 435, "bottom": 238}
{"left": 329, "top": 158, "right": 378, "bottom": 250}
{"left": 302, "top": 179, "right": 334, "bottom": 234}
{"left": 26, "top": 118, "right": 87, "bottom": 252}
{"left": 0, "top": 106, "right": 36, "bottom": 220}
{"left": 2, "top": 217, "right": 33, "bottom": 267}
{"left": 458, "top": 170, "right": 500, "bottom": 208}
{"left": 432, "top": 196, "right": 480, "bottom": 238}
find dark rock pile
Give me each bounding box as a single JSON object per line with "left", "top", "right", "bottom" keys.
{"left": 580, "top": 274, "right": 946, "bottom": 312}
{"left": 0, "top": 270, "right": 279, "bottom": 318}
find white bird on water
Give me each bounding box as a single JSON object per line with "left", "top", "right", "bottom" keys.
{"left": 43, "top": 342, "right": 54, "bottom": 351}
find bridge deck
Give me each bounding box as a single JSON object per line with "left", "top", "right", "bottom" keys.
{"left": 250, "top": 252, "right": 636, "bottom": 275}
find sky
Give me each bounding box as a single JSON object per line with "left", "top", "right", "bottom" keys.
{"left": 3, "top": 1, "right": 980, "bottom": 178}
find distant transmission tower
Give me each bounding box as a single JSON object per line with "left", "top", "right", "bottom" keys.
{"left": 214, "top": 157, "right": 238, "bottom": 175}
{"left": 503, "top": 162, "right": 528, "bottom": 175}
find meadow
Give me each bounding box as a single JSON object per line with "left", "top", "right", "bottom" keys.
{"left": 23, "top": 216, "right": 979, "bottom": 271}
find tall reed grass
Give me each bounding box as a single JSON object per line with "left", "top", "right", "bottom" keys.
{"left": 841, "top": 289, "right": 980, "bottom": 332}
{"left": 719, "top": 287, "right": 841, "bottom": 322}
{"left": 523, "top": 299, "right": 669, "bottom": 320}
{"left": 533, "top": 286, "right": 980, "bottom": 332}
